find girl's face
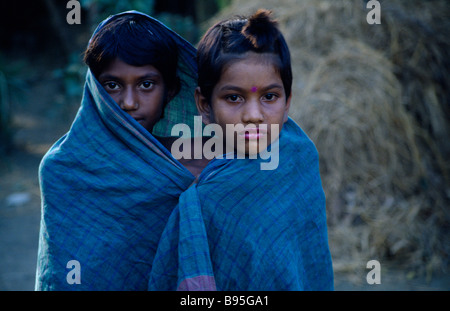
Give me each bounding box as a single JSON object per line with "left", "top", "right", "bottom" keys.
{"left": 98, "top": 58, "right": 166, "bottom": 132}
{"left": 196, "top": 53, "right": 291, "bottom": 155}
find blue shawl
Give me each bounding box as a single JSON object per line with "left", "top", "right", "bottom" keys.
{"left": 35, "top": 11, "right": 333, "bottom": 291}
{"left": 35, "top": 11, "right": 198, "bottom": 290}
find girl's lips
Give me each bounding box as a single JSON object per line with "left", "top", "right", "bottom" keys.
{"left": 239, "top": 128, "right": 267, "bottom": 140}
{"left": 245, "top": 132, "right": 261, "bottom": 140}
{"left": 133, "top": 117, "right": 145, "bottom": 124}
{"left": 129, "top": 114, "right": 144, "bottom": 122}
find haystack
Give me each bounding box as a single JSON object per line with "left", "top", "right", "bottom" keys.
{"left": 206, "top": 0, "right": 450, "bottom": 280}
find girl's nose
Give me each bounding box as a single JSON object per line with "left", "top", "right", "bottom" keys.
{"left": 242, "top": 98, "right": 264, "bottom": 124}
{"left": 120, "top": 89, "right": 138, "bottom": 111}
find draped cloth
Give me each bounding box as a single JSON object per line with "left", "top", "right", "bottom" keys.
{"left": 35, "top": 11, "right": 198, "bottom": 290}
{"left": 35, "top": 11, "right": 333, "bottom": 291}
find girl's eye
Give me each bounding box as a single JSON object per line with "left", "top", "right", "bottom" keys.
{"left": 104, "top": 82, "right": 120, "bottom": 90}
{"left": 226, "top": 94, "right": 243, "bottom": 103}
{"left": 262, "top": 93, "right": 278, "bottom": 102}
{"left": 140, "top": 81, "right": 154, "bottom": 89}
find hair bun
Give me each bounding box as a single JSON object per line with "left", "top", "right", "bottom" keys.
{"left": 242, "top": 9, "right": 279, "bottom": 50}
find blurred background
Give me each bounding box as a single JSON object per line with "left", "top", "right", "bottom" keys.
{"left": 0, "top": 0, "right": 449, "bottom": 290}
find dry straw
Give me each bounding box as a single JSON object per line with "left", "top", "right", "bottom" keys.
{"left": 207, "top": 0, "right": 450, "bottom": 281}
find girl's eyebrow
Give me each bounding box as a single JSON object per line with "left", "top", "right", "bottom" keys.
{"left": 218, "top": 85, "right": 244, "bottom": 93}
{"left": 219, "top": 83, "right": 283, "bottom": 93}
{"left": 98, "top": 72, "right": 162, "bottom": 81}
{"left": 139, "top": 73, "right": 162, "bottom": 80}
{"left": 260, "top": 83, "right": 284, "bottom": 92}
{"left": 98, "top": 73, "right": 120, "bottom": 81}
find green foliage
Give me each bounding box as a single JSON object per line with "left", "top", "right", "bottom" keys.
{"left": 0, "top": 70, "right": 11, "bottom": 154}
{"left": 216, "top": 0, "right": 233, "bottom": 11}
{"left": 50, "top": 51, "right": 87, "bottom": 107}
{"left": 157, "top": 12, "right": 199, "bottom": 45}
{"left": 64, "top": 52, "right": 87, "bottom": 99}
{"left": 78, "top": 0, "right": 233, "bottom": 45}
{"left": 0, "top": 54, "right": 27, "bottom": 154}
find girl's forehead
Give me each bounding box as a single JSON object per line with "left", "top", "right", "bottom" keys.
{"left": 222, "top": 54, "right": 280, "bottom": 76}
{"left": 217, "top": 58, "right": 284, "bottom": 91}
{"left": 222, "top": 52, "right": 280, "bottom": 69}
{"left": 220, "top": 53, "right": 282, "bottom": 82}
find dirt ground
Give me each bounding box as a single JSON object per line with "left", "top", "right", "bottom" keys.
{"left": 0, "top": 58, "right": 448, "bottom": 292}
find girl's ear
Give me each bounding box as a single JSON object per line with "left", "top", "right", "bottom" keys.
{"left": 283, "top": 93, "right": 292, "bottom": 123}
{"left": 195, "top": 87, "right": 212, "bottom": 124}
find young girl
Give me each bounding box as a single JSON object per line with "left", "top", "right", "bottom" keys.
{"left": 149, "top": 9, "right": 334, "bottom": 291}
{"left": 35, "top": 11, "right": 203, "bottom": 290}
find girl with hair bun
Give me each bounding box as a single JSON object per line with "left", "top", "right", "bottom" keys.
{"left": 149, "top": 9, "right": 334, "bottom": 291}
{"left": 195, "top": 8, "right": 293, "bottom": 156}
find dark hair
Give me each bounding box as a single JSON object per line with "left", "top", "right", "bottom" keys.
{"left": 84, "top": 14, "right": 180, "bottom": 97}
{"left": 197, "top": 9, "right": 292, "bottom": 104}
